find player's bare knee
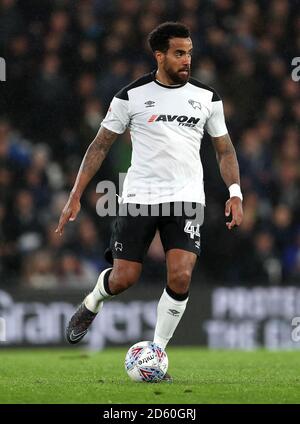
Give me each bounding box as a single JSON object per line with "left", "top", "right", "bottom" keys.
{"left": 168, "top": 269, "right": 192, "bottom": 293}
{"left": 109, "top": 266, "right": 140, "bottom": 293}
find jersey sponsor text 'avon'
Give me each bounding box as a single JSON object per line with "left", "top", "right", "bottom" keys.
{"left": 148, "top": 114, "right": 200, "bottom": 127}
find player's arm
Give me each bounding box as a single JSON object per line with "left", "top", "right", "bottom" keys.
{"left": 55, "top": 126, "right": 118, "bottom": 235}
{"left": 205, "top": 92, "right": 243, "bottom": 230}
{"left": 211, "top": 133, "right": 243, "bottom": 230}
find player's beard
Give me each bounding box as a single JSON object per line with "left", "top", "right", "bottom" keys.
{"left": 164, "top": 64, "right": 190, "bottom": 84}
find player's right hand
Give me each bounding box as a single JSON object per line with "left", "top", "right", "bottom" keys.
{"left": 55, "top": 194, "right": 81, "bottom": 236}
{"left": 225, "top": 197, "right": 243, "bottom": 230}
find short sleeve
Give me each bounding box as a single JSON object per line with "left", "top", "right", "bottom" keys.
{"left": 101, "top": 96, "right": 130, "bottom": 134}
{"left": 205, "top": 100, "right": 228, "bottom": 137}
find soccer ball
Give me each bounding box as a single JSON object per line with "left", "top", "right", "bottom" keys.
{"left": 124, "top": 341, "right": 168, "bottom": 382}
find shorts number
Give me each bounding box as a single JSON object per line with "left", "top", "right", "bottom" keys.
{"left": 184, "top": 221, "right": 200, "bottom": 239}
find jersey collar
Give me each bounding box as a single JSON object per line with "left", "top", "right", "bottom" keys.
{"left": 151, "top": 70, "right": 188, "bottom": 89}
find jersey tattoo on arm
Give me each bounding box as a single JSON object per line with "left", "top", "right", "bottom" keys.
{"left": 211, "top": 133, "right": 241, "bottom": 188}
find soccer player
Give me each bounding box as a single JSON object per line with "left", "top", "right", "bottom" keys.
{"left": 56, "top": 22, "right": 243, "bottom": 381}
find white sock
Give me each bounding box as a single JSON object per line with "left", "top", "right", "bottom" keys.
{"left": 153, "top": 289, "right": 189, "bottom": 350}
{"left": 84, "top": 268, "right": 113, "bottom": 313}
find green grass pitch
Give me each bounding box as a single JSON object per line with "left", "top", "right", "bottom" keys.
{"left": 0, "top": 347, "right": 300, "bottom": 404}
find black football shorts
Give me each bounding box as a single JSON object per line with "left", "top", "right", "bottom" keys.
{"left": 104, "top": 202, "right": 204, "bottom": 264}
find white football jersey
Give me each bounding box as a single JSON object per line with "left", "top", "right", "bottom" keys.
{"left": 101, "top": 71, "right": 228, "bottom": 205}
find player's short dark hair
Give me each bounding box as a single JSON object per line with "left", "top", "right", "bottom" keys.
{"left": 148, "top": 22, "right": 191, "bottom": 53}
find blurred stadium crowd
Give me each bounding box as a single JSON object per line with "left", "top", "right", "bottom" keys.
{"left": 0, "top": 0, "right": 299, "bottom": 288}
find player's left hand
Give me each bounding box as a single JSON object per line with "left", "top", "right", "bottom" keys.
{"left": 225, "top": 197, "right": 243, "bottom": 230}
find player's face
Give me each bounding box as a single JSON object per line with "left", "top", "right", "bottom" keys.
{"left": 162, "top": 38, "right": 192, "bottom": 84}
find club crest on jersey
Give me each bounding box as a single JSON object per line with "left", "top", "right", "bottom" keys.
{"left": 188, "top": 99, "right": 202, "bottom": 110}
{"left": 148, "top": 114, "right": 200, "bottom": 127}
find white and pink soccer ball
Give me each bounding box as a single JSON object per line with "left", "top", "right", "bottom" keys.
{"left": 125, "top": 341, "right": 168, "bottom": 382}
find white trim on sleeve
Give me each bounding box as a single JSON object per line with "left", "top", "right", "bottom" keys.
{"left": 206, "top": 100, "right": 228, "bottom": 137}
{"left": 100, "top": 97, "right": 130, "bottom": 135}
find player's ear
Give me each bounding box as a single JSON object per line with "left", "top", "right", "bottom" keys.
{"left": 155, "top": 51, "right": 164, "bottom": 65}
